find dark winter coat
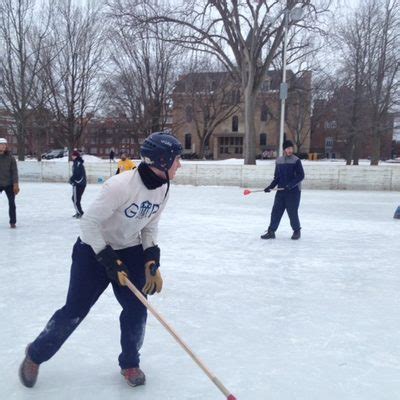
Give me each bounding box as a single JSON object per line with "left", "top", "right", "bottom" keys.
{"left": 69, "top": 156, "right": 86, "bottom": 187}
{"left": 268, "top": 154, "right": 305, "bottom": 191}
{"left": 0, "top": 151, "right": 18, "bottom": 187}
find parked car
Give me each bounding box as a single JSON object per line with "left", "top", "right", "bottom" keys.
{"left": 41, "top": 149, "right": 68, "bottom": 159}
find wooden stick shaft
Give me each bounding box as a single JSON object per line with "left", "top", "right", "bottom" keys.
{"left": 124, "top": 278, "right": 232, "bottom": 398}
{"left": 251, "top": 188, "right": 284, "bottom": 193}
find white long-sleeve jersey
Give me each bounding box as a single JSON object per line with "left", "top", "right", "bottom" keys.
{"left": 80, "top": 168, "right": 168, "bottom": 254}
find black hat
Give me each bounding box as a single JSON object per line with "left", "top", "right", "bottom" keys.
{"left": 283, "top": 140, "right": 294, "bottom": 150}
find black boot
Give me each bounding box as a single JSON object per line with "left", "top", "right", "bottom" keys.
{"left": 261, "top": 229, "right": 275, "bottom": 240}
{"left": 291, "top": 230, "right": 301, "bottom": 240}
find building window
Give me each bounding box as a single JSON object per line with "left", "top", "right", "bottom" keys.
{"left": 231, "top": 89, "right": 240, "bottom": 104}
{"left": 185, "top": 106, "right": 193, "bottom": 123}
{"left": 219, "top": 136, "right": 243, "bottom": 155}
{"left": 261, "top": 80, "right": 270, "bottom": 91}
{"left": 232, "top": 115, "right": 239, "bottom": 132}
{"left": 260, "top": 104, "right": 269, "bottom": 122}
{"left": 325, "top": 120, "right": 337, "bottom": 129}
{"left": 260, "top": 133, "right": 267, "bottom": 146}
{"left": 184, "top": 133, "right": 192, "bottom": 150}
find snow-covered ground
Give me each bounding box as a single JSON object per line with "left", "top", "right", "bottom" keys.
{"left": 1, "top": 183, "right": 399, "bottom": 400}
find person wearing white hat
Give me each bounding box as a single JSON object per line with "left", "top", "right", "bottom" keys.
{"left": 0, "top": 138, "right": 19, "bottom": 228}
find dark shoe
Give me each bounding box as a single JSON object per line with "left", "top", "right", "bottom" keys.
{"left": 19, "top": 345, "right": 39, "bottom": 388}
{"left": 10, "top": 223, "right": 16, "bottom": 228}
{"left": 261, "top": 229, "right": 276, "bottom": 239}
{"left": 72, "top": 213, "right": 79, "bottom": 218}
{"left": 121, "top": 368, "right": 146, "bottom": 387}
{"left": 291, "top": 230, "right": 301, "bottom": 240}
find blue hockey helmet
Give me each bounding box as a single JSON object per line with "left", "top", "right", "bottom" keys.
{"left": 140, "top": 132, "right": 183, "bottom": 171}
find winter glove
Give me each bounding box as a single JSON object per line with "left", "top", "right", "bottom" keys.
{"left": 264, "top": 186, "right": 271, "bottom": 193}
{"left": 96, "top": 245, "right": 129, "bottom": 286}
{"left": 13, "top": 183, "right": 20, "bottom": 195}
{"left": 142, "top": 245, "right": 163, "bottom": 295}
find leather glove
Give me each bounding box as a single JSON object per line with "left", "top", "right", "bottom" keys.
{"left": 264, "top": 186, "right": 271, "bottom": 193}
{"left": 13, "top": 183, "right": 20, "bottom": 195}
{"left": 142, "top": 245, "right": 162, "bottom": 295}
{"left": 96, "top": 245, "right": 129, "bottom": 286}
{"left": 143, "top": 261, "right": 163, "bottom": 295}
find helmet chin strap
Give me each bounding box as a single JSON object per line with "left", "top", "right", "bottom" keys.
{"left": 164, "top": 170, "right": 170, "bottom": 200}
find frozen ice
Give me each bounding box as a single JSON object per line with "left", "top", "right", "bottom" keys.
{"left": 0, "top": 183, "right": 399, "bottom": 399}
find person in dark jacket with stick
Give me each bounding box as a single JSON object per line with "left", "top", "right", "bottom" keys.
{"left": 69, "top": 150, "right": 86, "bottom": 218}
{"left": 261, "top": 140, "right": 305, "bottom": 240}
{"left": 0, "top": 138, "right": 19, "bottom": 228}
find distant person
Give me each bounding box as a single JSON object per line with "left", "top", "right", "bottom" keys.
{"left": 116, "top": 152, "right": 136, "bottom": 174}
{"left": 261, "top": 140, "right": 305, "bottom": 240}
{"left": 0, "top": 138, "right": 19, "bottom": 228}
{"left": 69, "top": 150, "right": 86, "bottom": 218}
{"left": 109, "top": 149, "right": 115, "bottom": 163}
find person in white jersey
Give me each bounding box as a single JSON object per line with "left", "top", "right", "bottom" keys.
{"left": 19, "top": 132, "right": 183, "bottom": 389}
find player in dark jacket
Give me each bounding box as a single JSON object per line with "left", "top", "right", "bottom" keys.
{"left": 261, "top": 140, "right": 305, "bottom": 240}
{"left": 0, "top": 138, "right": 19, "bottom": 228}
{"left": 69, "top": 150, "right": 86, "bottom": 218}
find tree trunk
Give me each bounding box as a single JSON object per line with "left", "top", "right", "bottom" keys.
{"left": 244, "top": 85, "right": 256, "bottom": 165}
{"left": 345, "top": 137, "right": 354, "bottom": 165}
{"left": 370, "top": 133, "right": 380, "bottom": 165}
{"left": 199, "top": 138, "right": 205, "bottom": 159}
{"left": 17, "top": 137, "right": 25, "bottom": 161}
{"left": 353, "top": 140, "right": 360, "bottom": 165}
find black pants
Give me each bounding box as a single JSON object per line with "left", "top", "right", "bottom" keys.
{"left": 0, "top": 185, "right": 16, "bottom": 224}
{"left": 72, "top": 185, "right": 85, "bottom": 215}
{"left": 269, "top": 189, "right": 301, "bottom": 232}
{"left": 29, "top": 239, "right": 147, "bottom": 369}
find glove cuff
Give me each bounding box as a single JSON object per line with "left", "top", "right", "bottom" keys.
{"left": 96, "top": 245, "right": 119, "bottom": 267}
{"left": 143, "top": 245, "right": 160, "bottom": 265}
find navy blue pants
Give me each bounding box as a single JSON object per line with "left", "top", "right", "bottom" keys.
{"left": 0, "top": 185, "right": 16, "bottom": 224}
{"left": 28, "top": 239, "right": 147, "bottom": 369}
{"left": 72, "top": 185, "right": 85, "bottom": 216}
{"left": 268, "top": 189, "right": 301, "bottom": 232}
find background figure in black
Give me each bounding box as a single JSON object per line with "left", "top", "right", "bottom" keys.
{"left": 261, "top": 140, "right": 305, "bottom": 240}
{"left": 69, "top": 150, "right": 86, "bottom": 218}
{"left": 0, "top": 138, "right": 19, "bottom": 228}
{"left": 109, "top": 149, "right": 115, "bottom": 163}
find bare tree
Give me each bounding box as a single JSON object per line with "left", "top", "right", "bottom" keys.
{"left": 39, "top": 0, "right": 105, "bottom": 153}
{"left": 107, "top": 0, "right": 331, "bottom": 164}
{"left": 0, "top": 0, "right": 51, "bottom": 160}
{"left": 103, "top": 16, "right": 181, "bottom": 151}
{"left": 335, "top": 0, "right": 400, "bottom": 165}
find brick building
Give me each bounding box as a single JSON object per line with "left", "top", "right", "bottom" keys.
{"left": 0, "top": 109, "right": 151, "bottom": 159}
{"left": 172, "top": 70, "right": 311, "bottom": 160}
{"left": 311, "top": 87, "right": 394, "bottom": 160}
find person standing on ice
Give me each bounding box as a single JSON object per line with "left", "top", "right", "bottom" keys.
{"left": 0, "top": 137, "right": 19, "bottom": 228}
{"left": 116, "top": 151, "right": 136, "bottom": 174}
{"left": 69, "top": 150, "right": 87, "bottom": 218}
{"left": 261, "top": 139, "right": 305, "bottom": 240}
{"left": 19, "top": 132, "right": 183, "bottom": 389}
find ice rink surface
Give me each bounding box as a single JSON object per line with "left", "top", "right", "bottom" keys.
{"left": 0, "top": 183, "right": 399, "bottom": 400}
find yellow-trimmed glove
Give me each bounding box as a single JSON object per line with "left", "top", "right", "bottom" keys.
{"left": 143, "top": 261, "right": 163, "bottom": 295}
{"left": 142, "top": 245, "right": 162, "bottom": 295}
